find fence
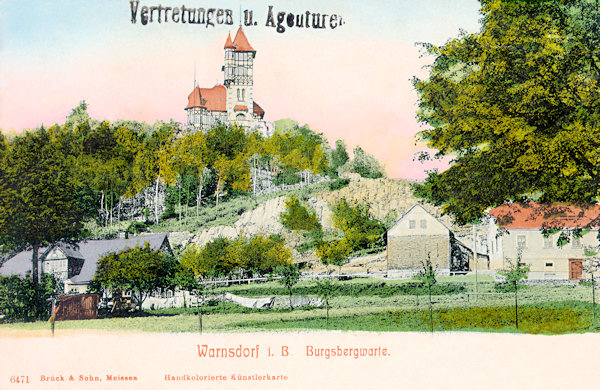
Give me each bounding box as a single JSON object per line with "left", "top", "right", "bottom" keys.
{"left": 55, "top": 294, "right": 99, "bottom": 321}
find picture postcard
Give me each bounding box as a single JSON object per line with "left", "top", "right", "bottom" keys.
{"left": 1, "top": 0, "right": 599, "bottom": 388}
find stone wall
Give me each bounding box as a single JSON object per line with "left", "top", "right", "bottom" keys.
{"left": 387, "top": 234, "right": 450, "bottom": 270}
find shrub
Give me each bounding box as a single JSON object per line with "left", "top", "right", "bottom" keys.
{"left": 329, "top": 178, "right": 350, "bottom": 191}
{"left": 0, "top": 273, "right": 59, "bottom": 322}
{"left": 180, "top": 235, "right": 292, "bottom": 278}
{"left": 273, "top": 169, "right": 302, "bottom": 186}
{"left": 280, "top": 195, "right": 321, "bottom": 231}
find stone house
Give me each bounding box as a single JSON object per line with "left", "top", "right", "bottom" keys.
{"left": 0, "top": 233, "right": 172, "bottom": 293}
{"left": 487, "top": 203, "right": 600, "bottom": 280}
{"left": 387, "top": 204, "right": 474, "bottom": 276}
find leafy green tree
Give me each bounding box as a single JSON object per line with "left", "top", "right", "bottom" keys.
{"left": 331, "top": 199, "right": 386, "bottom": 250}
{"left": 413, "top": 0, "right": 600, "bottom": 224}
{"left": 316, "top": 239, "right": 352, "bottom": 274}
{"left": 316, "top": 279, "right": 336, "bottom": 327}
{"left": 280, "top": 195, "right": 321, "bottom": 231}
{"left": 345, "top": 146, "right": 385, "bottom": 179}
{"left": 583, "top": 248, "right": 600, "bottom": 326}
{"left": 417, "top": 256, "right": 437, "bottom": 333}
{"left": 241, "top": 235, "right": 292, "bottom": 275}
{"left": 0, "top": 128, "right": 85, "bottom": 291}
{"left": 93, "top": 244, "right": 177, "bottom": 311}
{"left": 329, "top": 139, "right": 349, "bottom": 176}
{"left": 275, "top": 264, "right": 301, "bottom": 310}
{"left": 0, "top": 273, "right": 58, "bottom": 321}
{"left": 499, "top": 255, "right": 530, "bottom": 330}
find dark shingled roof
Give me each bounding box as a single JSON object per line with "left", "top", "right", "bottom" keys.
{"left": 0, "top": 233, "right": 170, "bottom": 284}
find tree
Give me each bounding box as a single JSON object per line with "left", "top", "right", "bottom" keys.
{"left": 413, "top": 0, "right": 600, "bottom": 224}
{"left": 329, "top": 139, "right": 349, "bottom": 176}
{"left": 316, "top": 279, "right": 336, "bottom": 328}
{"left": 499, "top": 254, "right": 530, "bottom": 330}
{"left": 275, "top": 264, "right": 301, "bottom": 310}
{"left": 344, "top": 146, "right": 385, "bottom": 179}
{"left": 280, "top": 195, "right": 321, "bottom": 231}
{"left": 417, "top": 256, "right": 437, "bottom": 333}
{"left": 0, "top": 128, "right": 85, "bottom": 294}
{"left": 93, "top": 244, "right": 176, "bottom": 311}
{"left": 583, "top": 248, "right": 600, "bottom": 326}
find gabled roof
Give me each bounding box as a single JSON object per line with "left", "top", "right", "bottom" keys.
{"left": 185, "top": 85, "right": 226, "bottom": 112}
{"left": 253, "top": 102, "right": 265, "bottom": 118}
{"left": 0, "top": 234, "right": 171, "bottom": 284}
{"left": 396, "top": 204, "right": 453, "bottom": 232}
{"left": 232, "top": 27, "right": 255, "bottom": 52}
{"left": 186, "top": 86, "right": 205, "bottom": 109}
{"left": 224, "top": 32, "right": 234, "bottom": 49}
{"left": 489, "top": 202, "right": 600, "bottom": 229}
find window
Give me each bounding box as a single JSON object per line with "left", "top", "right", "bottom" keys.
{"left": 237, "top": 88, "right": 245, "bottom": 101}
{"left": 543, "top": 236, "right": 553, "bottom": 249}
{"left": 420, "top": 219, "right": 427, "bottom": 229}
{"left": 546, "top": 262, "right": 553, "bottom": 267}
{"left": 517, "top": 235, "right": 527, "bottom": 249}
{"left": 409, "top": 220, "right": 416, "bottom": 229}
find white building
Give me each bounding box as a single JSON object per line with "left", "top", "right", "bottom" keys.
{"left": 487, "top": 203, "right": 600, "bottom": 280}
{"left": 185, "top": 27, "right": 273, "bottom": 137}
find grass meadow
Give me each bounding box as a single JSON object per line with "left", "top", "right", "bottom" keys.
{"left": 2, "top": 274, "right": 599, "bottom": 336}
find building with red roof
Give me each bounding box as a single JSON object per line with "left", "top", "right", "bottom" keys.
{"left": 487, "top": 202, "right": 600, "bottom": 280}
{"left": 185, "top": 27, "right": 273, "bottom": 136}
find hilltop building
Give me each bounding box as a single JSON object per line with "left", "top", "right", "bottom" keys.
{"left": 185, "top": 27, "right": 273, "bottom": 137}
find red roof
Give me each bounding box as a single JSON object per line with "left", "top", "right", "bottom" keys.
{"left": 489, "top": 203, "right": 600, "bottom": 229}
{"left": 224, "top": 33, "right": 234, "bottom": 49}
{"left": 232, "top": 27, "right": 254, "bottom": 52}
{"left": 234, "top": 105, "right": 248, "bottom": 112}
{"left": 185, "top": 85, "right": 226, "bottom": 112}
{"left": 186, "top": 86, "right": 205, "bottom": 109}
{"left": 253, "top": 102, "right": 264, "bottom": 118}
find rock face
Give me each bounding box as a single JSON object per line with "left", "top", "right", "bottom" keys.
{"left": 167, "top": 231, "right": 193, "bottom": 249}
{"left": 306, "top": 197, "right": 333, "bottom": 229}
{"left": 189, "top": 196, "right": 287, "bottom": 247}
{"left": 317, "top": 176, "right": 455, "bottom": 227}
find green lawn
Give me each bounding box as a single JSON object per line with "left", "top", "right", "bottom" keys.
{"left": 2, "top": 301, "right": 597, "bottom": 335}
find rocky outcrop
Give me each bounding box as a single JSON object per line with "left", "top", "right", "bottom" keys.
{"left": 317, "top": 176, "right": 455, "bottom": 227}
{"left": 189, "top": 196, "right": 287, "bottom": 247}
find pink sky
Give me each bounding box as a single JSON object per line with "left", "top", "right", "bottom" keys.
{"left": 0, "top": 1, "right": 480, "bottom": 180}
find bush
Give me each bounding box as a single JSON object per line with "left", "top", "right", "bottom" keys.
{"left": 329, "top": 178, "right": 350, "bottom": 191}
{"left": 180, "top": 234, "right": 292, "bottom": 278}
{"left": 280, "top": 195, "right": 321, "bottom": 231}
{"left": 0, "top": 273, "right": 58, "bottom": 322}
{"left": 297, "top": 228, "right": 324, "bottom": 253}
{"left": 126, "top": 221, "right": 148, "bottom": 235}
{"left": 218, "top": 281, "right": 464, "bottom": 298}
{"left": 273, "top": 169, "right": 302, "bottom": 186}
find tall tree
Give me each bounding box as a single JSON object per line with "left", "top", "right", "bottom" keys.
{"left": 0, "top": 128, "right": 84, "bottom": 288}
{"left": 413, "top": 0, "right": 600, "bottom": 224}
{"left": 93, "top": 244, "right": 176, "bottom": 311}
